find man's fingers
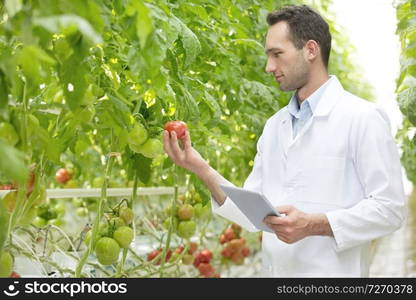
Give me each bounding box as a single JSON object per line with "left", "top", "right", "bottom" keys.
{"left": 169, "top": 131, "right": 183, "bottom": 159}
{"left": 276, "top": 205, "right": 295, "bottom": 214}
{"left": 264, "top": 215, "right": 287, "bottom": 226}
{"left": 183, "top": 129, "right": 192, "bottom": 150}
{"left": 163, "top": 130, "right": 175, "bottom": 158}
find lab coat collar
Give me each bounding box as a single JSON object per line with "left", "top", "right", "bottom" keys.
{"left": 313, "top": 75, "right": 344, "bottom": 117}
{"left": 288, "top": 76, "right": 332, "bottom": 118}
{"left": 278, "top": 75, "right": 344, "bottom": 152}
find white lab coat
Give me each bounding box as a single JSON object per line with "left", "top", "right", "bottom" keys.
{"left": 212, "top": 75, "right": 406, "bottom": 277}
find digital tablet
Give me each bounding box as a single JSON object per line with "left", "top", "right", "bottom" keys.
{"left": 219, "top": 184, "right": 283, "bottom": 233}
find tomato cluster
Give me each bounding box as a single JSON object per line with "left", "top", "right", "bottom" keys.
{"left": 33, "top": 198, "right": 65, "bottom": 227}
{"left": 85, "top": 203, "right": 135, "bottom": 266}
{"left": 127, "top": 122, "right": 163, "bottom": 158}
{"left": 192, "top": 248, "right": 220, "bottom": 278}
{"left": 163, "top": 190, "right": 210, "bottom": 240}
{"left": 219, "top": 224, "right": 250, "bottom": 265}
{"left": 146, "top": 241, "right": 219, "bottom": 277}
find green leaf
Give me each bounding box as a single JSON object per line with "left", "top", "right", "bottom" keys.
{"left": 5, "top": 0, "right": 23, "bottom": 18}
{"left": 397, "top": 87, "right": 416, "bottom": 125}
{"left": 0, "top": 140, "right": 28, "bottom": 184}
{"left": 170, "top": 16, "right": 201, "bottom": 68}
{"left": 202, "top": 90, "right": 221, "bottom": 118}
{"left": 60, "top": 54, "right": 87, "bottom": 112}
{"left": 128, "top": 153, "right": 152, "bottom": 184}
{"left": 33, "top": 14, "right": 103, "bottom": 45}
{"left": 135, "top": 1, "right": 153, "bottom": 49}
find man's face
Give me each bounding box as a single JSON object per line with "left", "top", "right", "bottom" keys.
{"left": 265, "top": 21, "right": 309, "bottom": 91}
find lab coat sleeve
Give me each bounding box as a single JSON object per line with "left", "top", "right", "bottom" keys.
{"left": 326, "top": 105, "right": 406, "bottom": 252}
{"left": 210, "top": 134, "right": 265, "bottom": 232}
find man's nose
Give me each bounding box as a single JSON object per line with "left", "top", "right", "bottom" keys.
{"left": 265, "top": 58, "right": 276, "bottom": 73}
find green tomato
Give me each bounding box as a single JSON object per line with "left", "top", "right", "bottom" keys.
{"left": 99, "top": 223, "right": 110, "bottom": 237}
{"left": 38, "top": 205, "right": 58, "bottom": 220}
{"left": 76, "top": 207, "right": 88, "bottom": 217}
{"left": 119, "top": 207, "right": 134, "bottom": 225}
{"left": 177, "top": 204, "right": 194, "bottom": 220}
{"left": 128, "top": 123, "right": 148, "bottom": 147}
{"left": 53, "top": 203, "right": 66, "bottom": 216}
{"left": 0, "top": 251, "right": 13, "bottom": 277}
{"left": 72, "top": 198, "right": 84, "bottom": 207}
{"left": 64, "top": 179, "right": 78, "bottom": 188}
{"left": 95, "top": 237, "right": 120, "bottom": 265}
{"left": 182, "top": 254, "right": 194, "bottom": 265}
{"left": 0, "top": 122, "right": 19, "bottom": 146}
{"left": 47, "top": 218, "right": 64, "bottom": 226}
{"left": 195, "top": 204, "right": 211, "bottom": 220}
{"left": 113, "top": 226, "right": 134, "bottom": 248}
{"left": 193, "top": 193, "right": 202, "bottom": 204}
{"left": 108, "top": 217, "right": 126, "bottom": 229}
{"left": 33, "top": 216, "right": 47, "bottom": 228}
{"left": 177, "top": 220, "right": 196, "bottom": 239}
{"left": 193, "top": 203, "right": 203, "bottom": 218}
{"left": 92, "top": 177, "right": 104, "bottom": 188}
{"left": 139, "top": 138, "right": 163, "bottom": 158}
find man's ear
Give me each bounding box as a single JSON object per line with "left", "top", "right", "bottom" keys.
{"left": 304, "top": 40, "right": 320, "bottom": 61}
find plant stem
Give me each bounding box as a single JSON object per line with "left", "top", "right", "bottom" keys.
{"left": 159, "top": 165, "right": 178, "bottom": 277}
{"left": 75, "top": 147, "right": 116, "bottom": 277}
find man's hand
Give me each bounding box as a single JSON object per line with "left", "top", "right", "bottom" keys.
{"left": 163, "top": 129, "right": 228, "bottom": 205}
{"left": 163, "top": 129, "right": 210, "bottom": 176}
{"left": 263, "top": 205, "right": 333, "bottom": 244}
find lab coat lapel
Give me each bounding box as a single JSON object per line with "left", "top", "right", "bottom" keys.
{"left": 283, "top": 76, "right": 345, "bottom": 150}
{"left": 278, "top": 111, "right": 293, "bottom": 159}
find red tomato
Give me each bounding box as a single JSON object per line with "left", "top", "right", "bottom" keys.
{"left": 231, "top": 223, "right": 242, "bottom": 236}
{"left": 164, "top": 121, "right": 188, "bottom": 140}
{"left": 55, "top": 168, "right": 72, "bottom": 184}
{"left": 219, "top": 234, "right": 227, "bottom": 244}
{"left": 200, "top": 249, "right": 213, "bottom": 262}
{"left": 229, "top": 238, "right": 246, "bottom": 251}
{"left": 193, "top": 255, "right": 202, "bottom": 268}
{"left": 242, "top": 247, "right": 250, "bottom": 257}
{"left": 224, "top": 228, "right": 235, "bottom": 242}
{"left": 198, "top": 263, "right": 215, "bottom": 278}
{"left": 231, "top": 251, "right": 244, "bottom": 265}
{"left": 147, "top": 249, "right": 161, "bottom": 262}
{"left": 10, "top": 271, "right": 20, "bottom": 278}
{"left": 188, "top": 242, "right": 198, "bottom": 255}
{"left": 221, "top": 247, "right": 233, "bottom": 258}
{"left": 175, "top": 246, "right": 184, "bottom": 254}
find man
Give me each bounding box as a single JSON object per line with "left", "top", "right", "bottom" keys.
{"left": 163, "top": 5, "right": 406, "bottom": 277}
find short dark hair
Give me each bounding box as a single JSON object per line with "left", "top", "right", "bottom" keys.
{"left": 266, "top": 5, "right": 331, "bottom": 68}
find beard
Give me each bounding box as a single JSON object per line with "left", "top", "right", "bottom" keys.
{"left": 279, "top": 54, "right": 309, "bottom": 92}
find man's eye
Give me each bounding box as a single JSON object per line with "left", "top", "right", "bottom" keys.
{"left": 273, "top": 52, "right": 281, "bottom": 57}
